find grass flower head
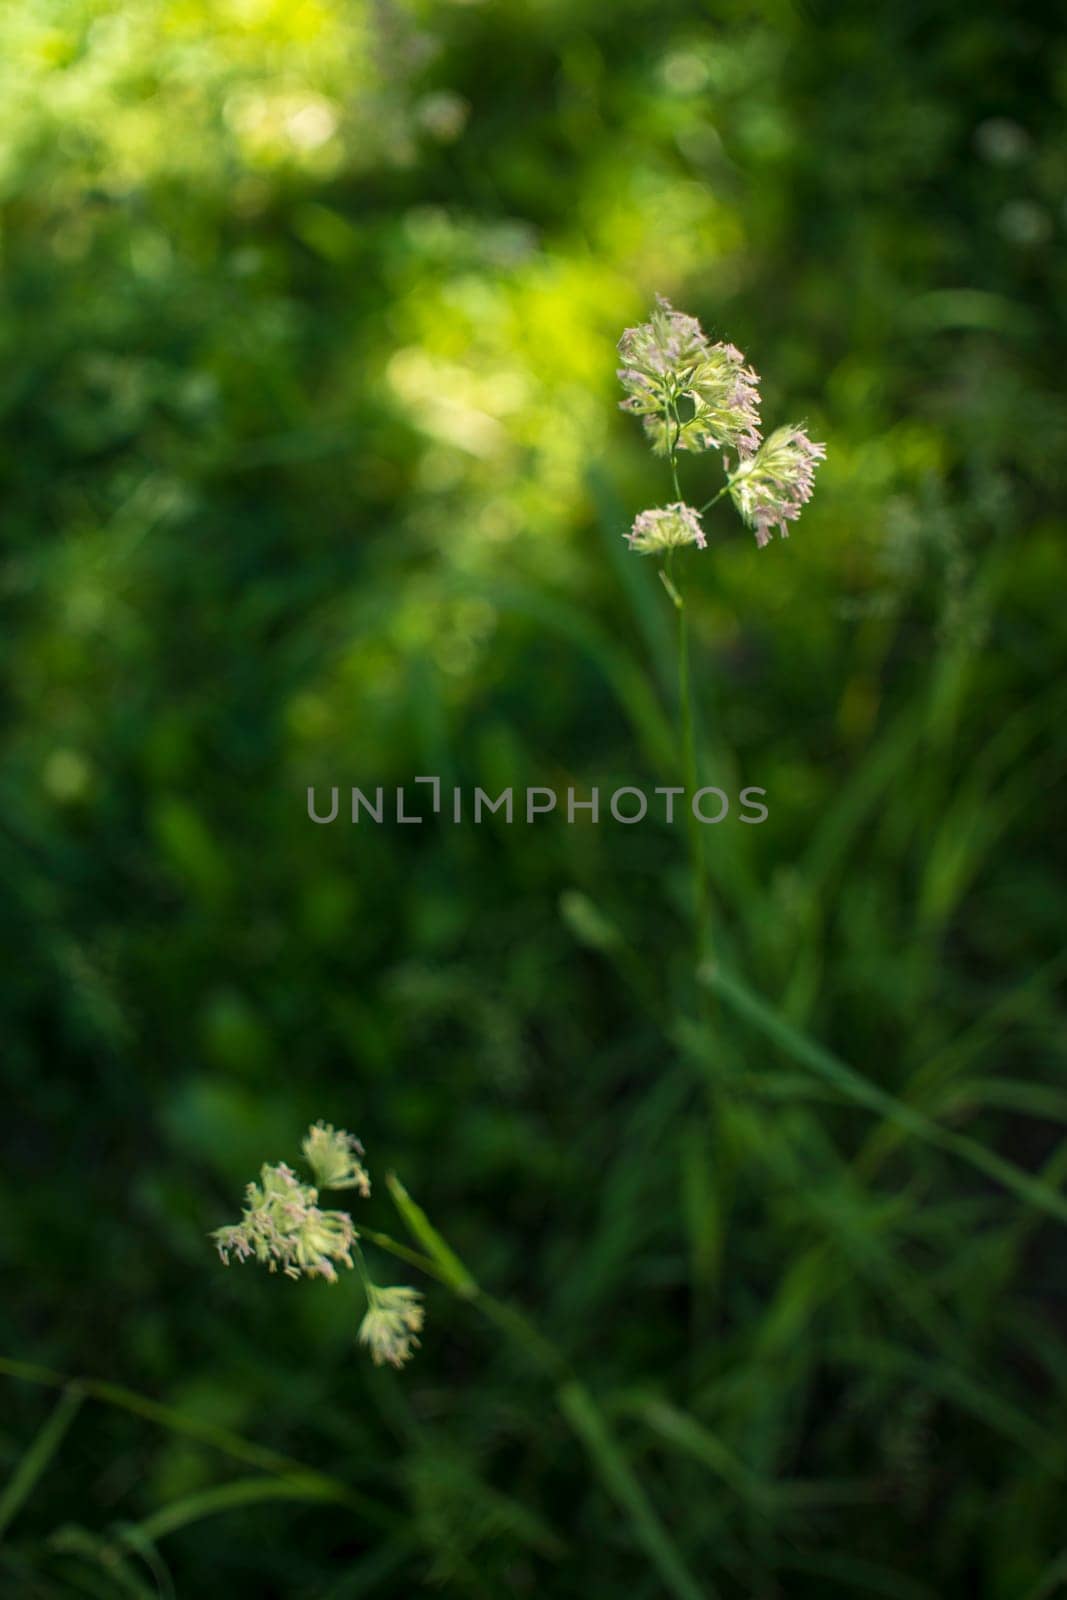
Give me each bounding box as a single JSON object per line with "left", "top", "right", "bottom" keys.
{"left": 618, "top": 297, "right": 762, "bottom": 459}
{"left": 626, "top": 501, "right": 706, "bottom": 555}
{"left": 302, "top": 1121, "right": 371, "bottom": 1194}
{"left": 212, "top": 1161, "right": 356, "bottom": 1282}
{"left": 686, "top": 342, "right": 762, "bottom": 459}
{"left": 358, "top": 1284, "right": 425, "bottom": 1368}
{"left": 727, "top": 424, "right": 826, "bottom": 547}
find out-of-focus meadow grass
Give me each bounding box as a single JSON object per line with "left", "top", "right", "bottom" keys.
{"left": 2, "top": 0, "right": 1066, "bottom": 1595}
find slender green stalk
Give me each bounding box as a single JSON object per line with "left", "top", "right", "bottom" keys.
{"left": 358, "top": 1226, "right": 435, "bottom": 1278}
{"left": 666, "top": 390, "right": 683, "bottom": 499}
{"left": 352, "top": 1237, "right": 376, "bottom": 1302}
{"left": 698, "top": 483, "right": 730, "bottom": 515}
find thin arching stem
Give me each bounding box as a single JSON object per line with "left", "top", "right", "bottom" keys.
{"left": 666, "top": 392, "right": 683, "bottom": 500}
{"left": 352, "top": 1237, "right": 376, "bottom": 1303}
{"left": 698, "top": 482, "right": 730, "bottom": 515}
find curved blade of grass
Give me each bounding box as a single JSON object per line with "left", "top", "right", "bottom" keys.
{"left": 126, "top": 1475, "right": 351, "bottom": 1545}
{"left": 699, "top": 964, "right": 1067, "bottom": 1226}
{"left": 111, "top": 1524, "right": 176, "bottom": 1600}
{"left": 0, "top": 1356, "right": 394, "bottom": 1530}
{"left": 940, "top": 1079, "right": 1067, "bottom": 1124}
{"left": 626, "top": 1396, "right": 773, "bottom": 1508}
{"left": 48, "top": 1526, "right": 156, "bottom": 1599}
{"left": 0, "top": 1383, "right": 84, "bottom": 1541}
{"left": 559, "top": 1381, "right": 712, "bottom": 1600}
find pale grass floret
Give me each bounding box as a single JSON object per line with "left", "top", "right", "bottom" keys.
{"left": 212, "top": 1161, "right": 355, "bottom": 1282}
{"left": 617, "top": 295, "right": 708, "bottom": 381}
{"left": 358, "top": 1285, "right": 425, "bottom": 1368}
{"left": 302, "top": 1120, "right": 371, "bottom": 1195}
{"left": 728, "top": 424, "right": 826, "bottom": 547}
{"left": 626, "top": 502, "right": 706, "bottom": 555}
{"left": 617, "top": 296, "right": 762, "bottom": 459}
{"left": 685, "top": 342, "right": 762, "bottom": 458}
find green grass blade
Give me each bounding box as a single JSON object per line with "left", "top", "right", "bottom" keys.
{"left": 940, "top": 1078, "right": 1067, "bottom": 1124}
{"left": 629, "top": 1397, "right": 771, "bottom": 1506}
{"left": 700, "top": 964, "right": 1067, "bottom": 1226}
{"left": 384, "top": 1174, "right": 478, "bottom": 1296}
{"left": 0, "top": 1357, "right": 394, "bottom": 1530}
{"left": 558, "top": 1381, "right": 712, "bottom": 1600}
{"left": 127, "top": 1476, "right": 350, "bottom": 1544}
{"left": 0, "top": 1384, "right": 84, "bottom": 1541}
{"left": 48, "top": 1527, "right": 156, "bottom": 1599}
{"left": 110, "top": 1524, "right": 176, "bottom": 1600}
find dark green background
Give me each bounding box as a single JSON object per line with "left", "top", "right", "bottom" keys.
{"left": 3, "top": 0, "right": 1066, "bottom": 1595}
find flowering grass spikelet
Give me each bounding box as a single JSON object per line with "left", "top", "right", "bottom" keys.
{"left": 686, "top": 341, "right": 762, "bottom": 459}
{"left": 617, "top": 296, "right": 762, "bottom": 459}
{"left": 358, "top": 1284, "right": 425, "bottom": 1368}
{"left": 617, "top": 295, "right": 708, "bottom": 384}
{"left": 727, "top": 424, "right": 827, "bottom": 547}
{"left": 626, "top": 501, "right": 706, "bottom": 555}
{"left": 303, "top": 1120, "right": 370, "bottom": 1195}
{"left": 212, "top": 1161, "right": 356, "bottom": 1283}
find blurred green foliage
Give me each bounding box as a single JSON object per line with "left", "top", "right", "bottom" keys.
{"left": 2, "top": 0, "right": 1066, "bottom": 1595}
